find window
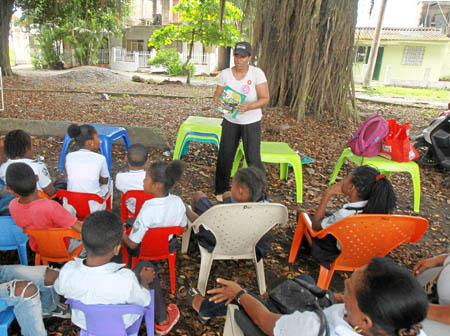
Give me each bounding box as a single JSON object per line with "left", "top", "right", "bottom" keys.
{"left": 402, "top": 46, "right": 425, "bottom": 65}
{"left": 354, "top": 46, "right": 367, "bottom": 63}
{"left": 126, "top": 40, "right": 145, "bottom": 52}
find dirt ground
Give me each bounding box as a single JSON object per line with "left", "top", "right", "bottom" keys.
{"left": 1, "top": 67, "right": 449, "bottom": 335}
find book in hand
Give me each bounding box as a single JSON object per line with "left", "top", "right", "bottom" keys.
{"left": 216, "top": 85, "right": 246, "bottom": 119}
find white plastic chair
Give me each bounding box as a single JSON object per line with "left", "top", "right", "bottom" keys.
{"left": 223, "top": 304, "right": 245, "bottom": 336}
{"left": 188, "top": 203, "right": 288, "bottom": 296}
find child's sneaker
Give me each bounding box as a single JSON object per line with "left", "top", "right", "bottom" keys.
{"left": 155, "top": 304, "right": 180, "bottom": 335}
{"left": 42, "top": 302, "right": 71, "bottom": 319}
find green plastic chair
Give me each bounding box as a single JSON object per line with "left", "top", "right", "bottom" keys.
{"left": 329, "top": 148, "right": 421, "bottom": 213}
{"left": 179, "top": 133, "right": 220, "bottom": 157}
{"left": 231, "top": 141, "right": 303, "bottom": 203}
{"left": 173, "top": 116, "right": 223, "bottom": 160}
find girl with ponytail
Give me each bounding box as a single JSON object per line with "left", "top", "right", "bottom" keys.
{"left": 122, "top": 160, "right": 187, "bottom": 252}
{"left": 305, "top": 165, "right": 397, "bottom": 268}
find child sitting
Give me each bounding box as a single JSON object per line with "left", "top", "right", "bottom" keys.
{"left": 65, "top": 124, "right": 110, "bottom": 212}
{"left": 115, "top": 144, "right": 149, "bottom": 214}
{"left": 0, "top": 130, "right": 55, "bottom": 197}
{"left": 6, "top": 162, "right": 82, "bottom": 253}
{"left": 54, "top": 210, "right": 180, "bottom": 335}
{"left": 122, "top": 160, "right": 187, "bottom": 252}
{"left": 186, "top": 166, "right": 270, "bottom": 260}
{"left": 306, "top": 165, "right": 397, "bottom": 268}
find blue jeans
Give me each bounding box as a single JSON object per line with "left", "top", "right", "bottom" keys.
{"left": 0, "top": 265, "right": 59, "bottom": 336}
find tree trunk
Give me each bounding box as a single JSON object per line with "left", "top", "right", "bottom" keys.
{"left": 183, "top": 39, "right": 194, "bottom": 85}
{"left": 217, "top": 46, "right": 230, "bottom": 71}
{"left": 0, "top": 0, "right": 14, "bottom": 76}
{"left": 253, "top": 0, "right": 358, "bottom": 121}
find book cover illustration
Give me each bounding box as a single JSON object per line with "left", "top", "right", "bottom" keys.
{"left": 216, "top": 85, "right": 246, "bottom": 119}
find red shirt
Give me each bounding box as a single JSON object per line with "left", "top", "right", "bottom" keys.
{"left": 9, "top": 198, "right": 77, "bottom": 251}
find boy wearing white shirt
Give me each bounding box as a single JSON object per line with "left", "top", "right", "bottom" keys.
{"left": 0, "top": 130, "right": 55, "bottom": 197}
{"left": 115, "top": 144, "right": 148, "bottom": 214}
{"left": 55, "top": 210, "right": 180, "bottom": 335}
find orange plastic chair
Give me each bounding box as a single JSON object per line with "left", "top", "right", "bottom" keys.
{"left": 23, "top": 228, "right": 84, "bottom": 265}
{"left": 120, "top": 191, "right": 154, "bottom": 223}
{"left": 288, "top": 213, "right": 429, "bottom": 289}
{"left": 38, "top": 190, "right": 56, "bottom": 200}
{"left": 56, "top": 190, "right": 111, "bottom": 221}
{"left": 122, "top": 226, "right": 184, "bottom": 294}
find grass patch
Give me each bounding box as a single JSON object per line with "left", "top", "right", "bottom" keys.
{"left": 356, "top": 85, "right": 450, "bottom": 101}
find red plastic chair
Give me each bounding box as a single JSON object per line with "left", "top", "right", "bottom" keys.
{"left": 122, "top": 226, "right": 184, "bottom": 294}
{"left": 23, "top": 228, "right": 84, "bottom": 265}
{"left": 56, "top": 190, "right": 111, "bottom": 221}
{"left": 120, "top": 191, "right": 154, "bottom": 223}
{"left": 288, "top": 213, "right": 429, "bottom": 289}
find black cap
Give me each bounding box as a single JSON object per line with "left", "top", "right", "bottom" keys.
{"left": 234, "top": 41, "right": 252, "bottom": 56}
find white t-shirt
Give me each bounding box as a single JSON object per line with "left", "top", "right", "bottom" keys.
{"left": 274, "top": 304, "right": 427, "bottom": 336}
{"left": 0, "top": 158, "right": 52, "bottom": 191}
{"left": 54, "top": 258, "right": 150, "bottom": 330}
{"left": 66, "top": 149, "right": 110, "bottom": 195}
{"left": 129, "top": 194, "right": 187, "bottom": 244}
{"left": 217, "top": 65, "right": 267, "bottom": 125}
{"left": 116, "top": 170, "right": 145, "bottom": 213}
{"left": 320, "top": 200, "right": 368, "bottom": 229}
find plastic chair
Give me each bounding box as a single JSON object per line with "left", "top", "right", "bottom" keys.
{"left": 231, "top": 141, "right": 303, "bottom": 203}
{"left": 0, "top": 216, "right": 29, "bottom": 265}
{"left": 23, "top": 228, "right": 84, "bottom": 265}
{"left": 179, "top": 131, "right": 220, "bottom": 158}
{"left": 0, "top": 299, "right": 15, "bottom": 336}
{"left": 122, "top": 226, "right": 184, "bottom": 294}
{"left": 58, "top": 124, "right": 130, "bottom": 174}
{"left": 65, "top": 290, "right": 154, "bottom": 336}
{"left": 329, "top": 148, "right": 421, "bottom": 212}
{"left": 120, "top": 190, "right": 154, "bottom": 223}
{"left": 288, "top": 212, "right": 429, "bottom": 289}
{"left": 191, "top": 203, "right": 288, "bottom": 296}
{"left": 56, "top": 190, "right": 111, "bottom": 221}
{"left": 172, "top": 116, "right": 223, "bottom": 160}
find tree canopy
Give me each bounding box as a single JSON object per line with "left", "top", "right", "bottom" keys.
{"left": 149, "top": 0, "right": 242, "bottom": 84}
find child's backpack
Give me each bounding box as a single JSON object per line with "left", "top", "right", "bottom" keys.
{"left": 348, "top": 114, "right": 389, "bottom": 158}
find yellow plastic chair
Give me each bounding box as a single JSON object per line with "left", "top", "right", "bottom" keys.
{"left": 172, "top": 116, "right": 223, "bottom": 160}
{"left": 231, "top": 141, "right": 303, "bottom": 203}
{"left": 329, "top": 148, "right": 421, "bottom": 212}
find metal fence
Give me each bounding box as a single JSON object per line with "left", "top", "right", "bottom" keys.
{"left": 97, "top": 49, "right": 110, "bottom": 64}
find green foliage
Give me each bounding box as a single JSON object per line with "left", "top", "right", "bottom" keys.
{"left": 30, "top": 24, "right": 65, "bottom": 69}
{"left": 148, "top": 0, "right": 241, "bottom": 82}
{"left": 148, "top": 48, "right": 195, "bottom": 76}
{"left": 356, "top": 85, "right": 450, "bottom": 101}
{"left": 149, "top": 0, "right": 242, "bottom": 50}
{"left": 18, "top": 0, "right": 129, "bottom": 66}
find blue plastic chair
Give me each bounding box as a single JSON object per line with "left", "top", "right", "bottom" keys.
{"left": 0, "top": 299, "right": 15, "bottom": 336}
{"left": 65, "top": 290, "right": 154, "bottom": 336}
{"left": 58, "top": 124, "right": 130, "bottom": 173}
{"left": 0, "top": 216, "right": 29, "bottom": 265}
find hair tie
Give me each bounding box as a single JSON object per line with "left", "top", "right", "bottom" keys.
{"left": 375, "top": 174, "right": 386, "bottom": 182}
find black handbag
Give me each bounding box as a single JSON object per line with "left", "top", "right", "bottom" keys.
{"left": 234, "top": 278, "right": 335, "bottom": 336}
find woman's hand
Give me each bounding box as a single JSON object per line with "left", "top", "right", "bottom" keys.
{"left": 237, "top": 102, "right": 251, "bottom": 113}
{"left": 413, "top": 255, "right": 447, "bottom": 275}
{"left": 207, "top": 278, "right": 243, "bottom": 306}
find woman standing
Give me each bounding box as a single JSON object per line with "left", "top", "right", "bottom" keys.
{"left": 213, "top": 41, "right": 269, "bottom": 199}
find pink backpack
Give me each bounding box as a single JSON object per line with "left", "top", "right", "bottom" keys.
{"left": 348, "top": 114, "right": 389, "bottom": 158}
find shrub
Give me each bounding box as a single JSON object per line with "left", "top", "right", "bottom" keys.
{"left": 148, "top": 48, "right": 195, "bottom": 76}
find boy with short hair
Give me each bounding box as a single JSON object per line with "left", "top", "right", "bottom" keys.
{"left": 54, "top": 210, "right": 180, "bottom": 335}
{"left": 115, "top": 144, "right": 149, "bottom": 214}
{"left": 6, "top": 162, "right": 82, "bottom": 252}
{"left": 0, "top": 129, "right": 56, "bottom": 197}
